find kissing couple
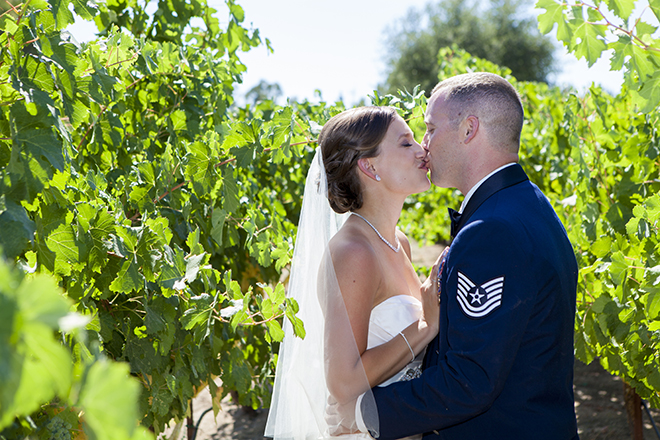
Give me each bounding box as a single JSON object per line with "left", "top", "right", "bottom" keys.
{"left": 265, "top": 72, "right": 580, "bottom": 440}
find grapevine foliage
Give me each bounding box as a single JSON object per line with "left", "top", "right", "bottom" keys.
{"left": 0, "top": 0, "right": 345, "bottom": 436}
{"left": 532, "top": 0, "right": 660, "bottom": 405}
{"left": 400, "top": 9, "right": 660, "bottom": 405}
{"left": 1, "top": 0, "right": 660, "bottom": 436}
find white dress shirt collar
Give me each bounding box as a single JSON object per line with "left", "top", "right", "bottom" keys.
{"left": 459, "top": 163, "right": 517, "bottom": 213}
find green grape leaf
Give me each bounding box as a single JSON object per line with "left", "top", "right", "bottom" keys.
{"left": 16, "top": 274, "right": 69, "bottom": 328}
{"left": 220, "top": 129, "right": 247, "bottom": 154}
{"left": 648, "top": 369, "right": 660, "bottom": 393}
{"left": 184, "top": 253, "right": 206, "bottom": 283}
{"left": 71, "top": 0, "right": 98, "bottom": 20}
{"left": 185, "top": 141, "right": 214, "bottom": 195}
{"left": 109, "top": 260, "right": 144, "bottom": 294}
{"left": 285, "top": 298, "right": 305, "bottom": 339}
{"left": 646, "top": 290, "right": 660, "bottom": 319}
{"left": 636, "top": 70, "right": 660, "bottom": 112}
{"left": 129, "top": 185, "right": 153, "bottom": 212}
{"left": 158, "top": 245, "right": 186, "bottom": 291}
{"left": 116, "top": 226, "right": 138, "bottom": 254}
{"left": 572, "top": 20, "right": 608, "bottom": 66}
{"left": 78, "top": 360, "right": 141, "bottom": 440}
{"left": 22, "top": 324, "right": 72, "bottom": 390}
{"left": 221, "top": 172, "right": 239, "bottom": 213}
{"left": 88, "top": 210, "right": 116, "bottom": 273}
{"left": 644, "top": 194, "right": 660, "bottom": 223}
{"left": 170, "top": 109, "right": 187, "bottom": 132}
{"left": 635, "top": 21, "right": 658, "bottom": 39}
{"left": 15, "top": 128, "right": 64, "bottom": 172}
{"left": 230, "top": 145, "right": 255, "bottom": 169}
{"left": 50, "top": 0, "right": 75, "bottom": 29}
{"left": 45, "top": 223, "right": 80, "bottom": 275}
{"left": 536, "top": 0, "right": 572, "bottom": 42}
{"left": 0, "top": 199, "right": 35, "bottom": 258}
{"left": 227, "top": 347, "right": 251, "bottom": 394}
{"left": 211, "top": 208, "right": 226, "bottom": 246}
{"left": 264, "top": 107, "right": 293, "bottom": 151}
{"left": 186, "top": 227, "right": 203, "bottom": 255}
{"left": 603, "top": 0, "right": 636, "bottom": 20}
{"left": 649, "top": 0, "right": 660, "bottom": 23}
{"left": 229, "top": 1, "right": 245, "bottom": 22}
{"left": 609, "top": 35, "right": 634, "bottom": 72}
{"left": 181, "top": 293, "right": 213, "bottom": 331}
{"left": 137, "top": 162, "right": 155, "bottom": 186}
{"left": 591, "top": 236, "right": 612, "bottom": 259}
{"left": 265, "top": 320, "right": 284, "bottom": 342}
{"left": 42, "top": 32, "right": 80, "bottom": 76}
{"left": 575, "top": 329, "right": 596, "bottom": 364}
{"left": 270, "top": 282, "right": 285, "bottom": 306}
{"left": 5, "top": 326, "right": 72, "bottom": 429}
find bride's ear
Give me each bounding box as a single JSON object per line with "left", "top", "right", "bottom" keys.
{"left": 358, "top": 158, "right": 380, "bottom": 181}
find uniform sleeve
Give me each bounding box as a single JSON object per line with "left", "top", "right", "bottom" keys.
{"left": 367, "top": 217, "right": 537, "bottom": 439}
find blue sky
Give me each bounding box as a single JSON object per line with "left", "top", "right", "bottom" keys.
{"left": 68, "top": 0, "right": 631, "bottom": 105}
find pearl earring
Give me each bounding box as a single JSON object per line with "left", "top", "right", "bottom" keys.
{"left": 375, "top": 175, "right": 381, "bottom": 182}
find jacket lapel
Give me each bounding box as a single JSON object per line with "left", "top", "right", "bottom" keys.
{"left": 453, "top": 164, "right": 529, "bottom": 235}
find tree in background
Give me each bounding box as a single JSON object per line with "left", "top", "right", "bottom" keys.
{"left": 245, "top": 80, "right": 283, "bottom": 105}
{"left": 381, "top": 0, "right": 556, "bottom": 95}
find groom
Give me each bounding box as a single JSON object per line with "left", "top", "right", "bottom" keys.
{"left": 334, "top": 72, "right": 579, "bottom": 439}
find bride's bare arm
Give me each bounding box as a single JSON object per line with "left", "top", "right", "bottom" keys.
{"left": 323, "top": 236, "right": 440, "bottom": 404}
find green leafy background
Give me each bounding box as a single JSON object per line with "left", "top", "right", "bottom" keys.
{"left": 0, "top": 0, "right": 659, "bottom": 437}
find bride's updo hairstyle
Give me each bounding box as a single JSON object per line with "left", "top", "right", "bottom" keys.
{"left": 319, "top": 106, "right": 397, "bottom": 213}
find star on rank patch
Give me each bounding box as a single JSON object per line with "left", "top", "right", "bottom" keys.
{"left": 456, "top": 272, "right": 504, "bottom": 318}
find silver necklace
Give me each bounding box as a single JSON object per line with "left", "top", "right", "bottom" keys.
{"left": 351, "top": 212, "right": 401, "bottom": 253}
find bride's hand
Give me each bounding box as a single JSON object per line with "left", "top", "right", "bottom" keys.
{"left": 325, "top": 395, "right": 359, "bottom": 436}
{"left": 420, "top": 247, "right": 449, "bottom": 333}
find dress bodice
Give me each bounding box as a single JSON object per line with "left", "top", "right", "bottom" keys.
{"left": 321, "top": 295, "right": 426, "bottom": 440}
{"left": 368, "top": 294, "right": 425, "bottom": 387}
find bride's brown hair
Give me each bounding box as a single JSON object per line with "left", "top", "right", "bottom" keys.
{"left": 319, "top": 106, "right": 397, "bottom": 214}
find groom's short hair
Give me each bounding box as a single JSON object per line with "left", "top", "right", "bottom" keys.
{"left": 431, "top": 73, "right": 523, "bottom": 152}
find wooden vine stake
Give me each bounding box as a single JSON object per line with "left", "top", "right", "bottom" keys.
{"left": 624, "top": 381, "right": 644, "bottom": 440}
{"left": 188, "top": 399, "right": 195, "bottom": 440}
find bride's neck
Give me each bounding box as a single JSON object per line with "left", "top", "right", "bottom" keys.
{"left": 352, "top": 201, "right": 403, "bottom": 238}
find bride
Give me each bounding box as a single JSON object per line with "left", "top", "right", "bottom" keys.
{"left": 265, "top": 106, "right": 443, "bottom": 439}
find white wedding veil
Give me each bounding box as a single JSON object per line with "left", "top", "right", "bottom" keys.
{"left": 265, "top": 148, "right": 378, "bottom": 439}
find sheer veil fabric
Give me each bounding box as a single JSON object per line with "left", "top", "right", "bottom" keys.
{"left": 265, "top": 149, "right": 378, "bottom": 439}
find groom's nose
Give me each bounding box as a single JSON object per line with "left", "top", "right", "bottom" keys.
{"left": 418, "top": 148, "right": 429, "bottom": 163}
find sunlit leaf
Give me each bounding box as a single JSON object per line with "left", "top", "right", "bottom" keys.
{"left": 109, "top": 260, "right": 144, "bottom": 293}
{"left": 603, "top": 0, "right": 635, "bottom": 20}
{"left": 78, "top": 360, "right": 140, "bottom": 440}
{"left": 536, "top": 0, "right": 572, "bottom": 42}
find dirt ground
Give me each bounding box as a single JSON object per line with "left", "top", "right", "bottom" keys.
{"left": 160, "top": 243, "right": 660, "bottom": 440}
{"left": 161, "top": 360, "right": 660, "bottom": 440}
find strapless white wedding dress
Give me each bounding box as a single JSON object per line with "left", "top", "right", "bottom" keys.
{"left": 368, "top": 294, "right": 425, "bottom": 386}
{"left": 346, "top": 294, "right": 424, "bottom": 440}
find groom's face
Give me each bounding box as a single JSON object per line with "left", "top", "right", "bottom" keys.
{"left": 422, "top": 91, "right": 461, "bottom": 188}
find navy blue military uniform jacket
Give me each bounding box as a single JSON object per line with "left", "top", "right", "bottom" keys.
{"left": 366, "top": 164, "right": 579, "bottom": 440}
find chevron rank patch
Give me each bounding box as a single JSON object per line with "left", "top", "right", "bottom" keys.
{"left": 456, "top": 272, "right": 504, "bottom": 318}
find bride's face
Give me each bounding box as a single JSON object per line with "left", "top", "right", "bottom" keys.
{"left": 371, "top": 115, "right": 431, "bottom": 195}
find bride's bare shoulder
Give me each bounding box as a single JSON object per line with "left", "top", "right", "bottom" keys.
{"left": 327, "top": 227, "right": 382, "bottom": 306}
{"left": 328, "top": 226, "right": 380, "bottom": 276}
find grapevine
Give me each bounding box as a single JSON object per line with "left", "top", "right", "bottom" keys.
{"left": 1, "top": 0, "right": 659, "bottom": 437}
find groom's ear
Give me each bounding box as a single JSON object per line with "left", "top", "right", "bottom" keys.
{"left": 463, "top": 115, "right": 479, "bottom": 144}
